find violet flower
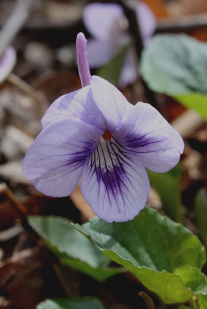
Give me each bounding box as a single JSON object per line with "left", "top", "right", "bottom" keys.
{"left": 83, "top": 2, "right": 156, "bottom": 86}
{"left": 23, "top": 33, "right": 184, "bottom": 223}
{"left": 0, "top": 46, "right": 16, "bottom": 84}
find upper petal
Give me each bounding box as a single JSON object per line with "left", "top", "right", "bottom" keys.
{"left": 91, "top": 76, "right": 130, "bottom": 132}
{"left": 41, "top": 76, "right": 131, "bottom": 134}
{"left": 113, "top": 102, "right": 184, "bottom": 173}
{"left": 81, "top": 136, "right": 150, "bottom": 223}
{"left": 83, "top": 3, "right": 123, "bottom": 42}
{"left": 41, "top": 86, "right": 107, "bottom": 131}
{"left": 119, "top": 48, "right": 138, "bottom": 87}
{"left": 136, "top": 1, "right": 156, "bottom": 47}
{"left": 23, "top": 118, "right": 103, "bottom": 197}
{"left": 86, "top": 38, "right": 113, "bottom": 68}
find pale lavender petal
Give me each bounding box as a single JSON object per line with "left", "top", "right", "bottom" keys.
{"left": 113, "top": 102, "right": 184, "bottom": 173}
{"left": 23, "top": 118, "right": 103, "bottom": 197}
{"left": 136, "top": 1, "right": 156, "bottom": 47}
{"left": 119, "top": 48, "right": 138, "bottom": 87}
{"left": 0, "top": 46, "right": 16, "bottom": 83}
{"left": 83, "top": 3, "right": 123, "bottom": 42}
{"left": 42, "top": 76, "right": 131, "bottom": 136}
{"left": 86, "top": 38, "right": 113, "bottom": 68}
{"left": 41, "top": 86, "right": 107, "bottom": 131}
{"left": 81, "top": 136, "right": 150, "bottom": 223}
{"left": 91, "top": 76, "right": 130, "bottom": 132}
{"left": 41, "top": 93, "right": 71, "bottom": 128}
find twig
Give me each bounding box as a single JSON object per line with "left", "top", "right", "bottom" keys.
{"left": 156, "top": 13, "right": 207, "bottom": 33}
{"left": 0, "top": 0, "right": 33, "bottom": 58}
{"left": 119, "top": 0, "right": 144, "bottom": 59}
{"left": 0, "top": 6, "right": 205, "bottom": 35}
{"left": 0, "top": 183, "right": 27, "bottom": 218}
{"left": 0, "top": 183, "right": 39, "bottom": 242}
{"left": 170, "top": 110, "right": 204, "bottom": 139}
{"left": 8, "top": 73, "right": 49, "bottom": 114}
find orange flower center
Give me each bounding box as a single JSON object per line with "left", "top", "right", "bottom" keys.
{"left": 102, "top": 130, "right": 112, "bottom": 142}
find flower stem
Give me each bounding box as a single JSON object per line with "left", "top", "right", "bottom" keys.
{"left": 139, "top": 291, "right": 156, "bottom": 309}
{"left": 76, "top": 32, "right": 91, "bottom": 87}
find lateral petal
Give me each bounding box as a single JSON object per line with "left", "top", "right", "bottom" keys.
{"left": 91, "top": 76, "right": 130, "bottom": 132}
{"left": 113, "top": 102, "right": 184, "bottom": 173}
{"left": 81, "top": 137, "right": 150, "bottom": 223}
{"left": 23, "top": 118, "right": 103, "bottom": 197}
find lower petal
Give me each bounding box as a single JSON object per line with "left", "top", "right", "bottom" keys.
{"left": 23, "top": 118, "right": 103, "bottom": 197}
{"left": 81, "top": 137, "right": 150, "bottom": 223}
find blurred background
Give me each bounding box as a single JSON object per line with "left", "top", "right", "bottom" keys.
{"left": 1, "top": 0, "right": 207, "bottom": 308}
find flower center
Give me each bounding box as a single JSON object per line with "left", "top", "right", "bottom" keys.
{"left": 102, "top": 130, "right": 112, "bottom": 142}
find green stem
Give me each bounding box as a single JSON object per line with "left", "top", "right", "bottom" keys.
{"left": 139, "top": 291, "right": 156, "bottom": 309}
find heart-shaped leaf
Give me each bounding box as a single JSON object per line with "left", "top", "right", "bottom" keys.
{"left": 140, "top": 34, "right": 207, "bottom": 95}
{"left": 29, "top": 216, "right": 124, "bottom": 282}
{"left": 73, "top": 207, "right": 206, "bottom": 304}
{"left": 173, "top": 266, "right": 207, "bottom": 294}
{"left": 140, "top": 34, "right": 207, "bottom": 121}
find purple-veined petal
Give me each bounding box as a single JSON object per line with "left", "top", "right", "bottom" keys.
{"left": 136, "top": 1, "right": 156, "bottom": 47}
{"left": 86, "top": 38, "right": 113, "bottom": 68}
{"left": 81, "top": 136, "right": 150, "bottom": 223}
{"left": 0, "top": 46, "right": 16, "bottom": 84}
{"left": 83, "top": 3, "right": 123, "bottom": 42}
{"left": 91, "top": 76, "right": 130, "bottom": 132}
{"left": 119, "top": 48, "right": 138, "bottom": 87}
{"left": 23, "top": 118, "right": 103, "bottom": 197}
{"left": 41, "top": 86, "right": 107, "bottom": 131}
{"left": 113, "top": 102, "right": 184, "bottom": 173}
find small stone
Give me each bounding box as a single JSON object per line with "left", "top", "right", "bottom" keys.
{"left": 24, "top": 42, "right": 54, "bottom": 70}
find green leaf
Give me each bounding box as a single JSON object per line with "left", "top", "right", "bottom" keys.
{"left": 36, "top": 297, "right": 104, "bottom": 309}
{"left": 28, "top": 216, "right": 124, "bottom": 282}
{"left": 97, "top": 42, "right": 132, "bottom": 86}
{"left": 147, "top": 163, "right": 182, "bottom": 222}
{"left": 173, "top": 266, "right": 207, "bottom": 294}
{"left": 140, "top": 34, "right": 207, "bottom": 121}
{"left": 73, "top": 207, "right": 206, "bottom": 304}
{"left": 198, "top": 295, "right": 207, "bottom": 309}
{"left": 195, "top": 189, "right": 207, "bottom": 244}
{"left": 173, "top": 93, "right": 207, "bottom": 122}
{"left": 140, "top": 34, "right": 207, "bottom": 95}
